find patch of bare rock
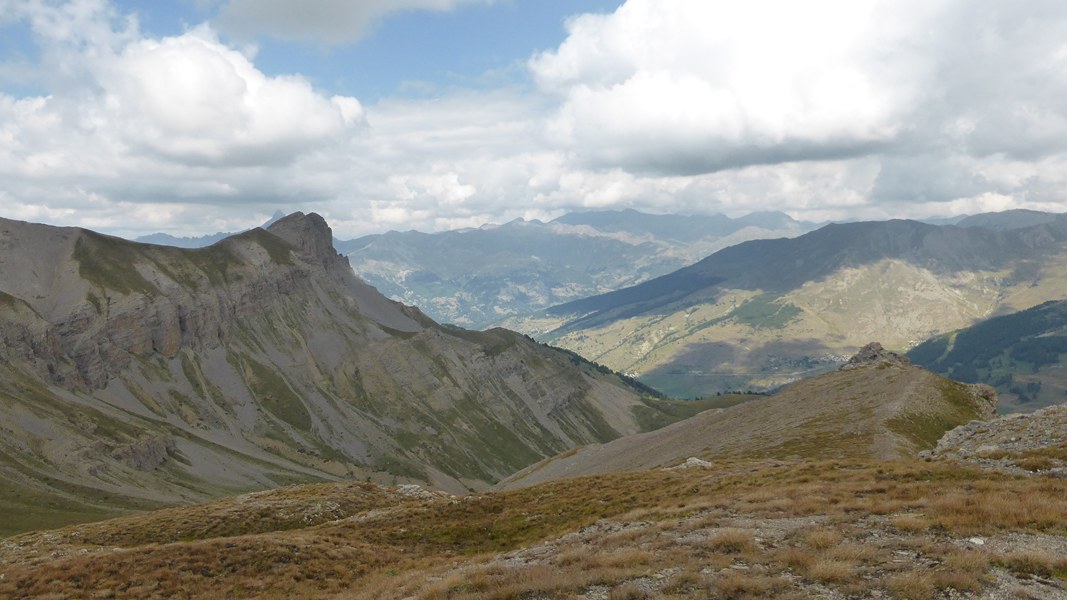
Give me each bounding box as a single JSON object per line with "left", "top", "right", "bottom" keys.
{"left": 922, "top": 403, "right": 1067, "bottom": 477}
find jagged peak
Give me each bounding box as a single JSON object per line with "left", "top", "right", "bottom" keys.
{"left": 266, "top": 212, "right": 337, "bottom": 265}
{"left": 840, "top": 342, "right": 911, "bottom": 371}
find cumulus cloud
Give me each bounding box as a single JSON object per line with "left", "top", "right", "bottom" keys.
{"left": 3, "top": 0, "right": 1067, "bottom": 240}
{"left": 0, "top": 1, "right": 366, "bottom": 234}
{"left": 531, "top": 0, "right": 936, "bottom": 175}
{"left": 98, "top": 26, "right": 364, "bottom": 166}
{"left": 530, "top": 0, "right": 1067, "bottom": 188}
{"left": 215, "top": 0, "right": 494, "bottom": 43}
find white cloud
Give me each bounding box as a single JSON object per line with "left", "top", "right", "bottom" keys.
{"left": 4, "top": 0, "right": 1067, "bottom": 241}
{"left": 97, "top": 26, "right": 364, "bottom": 166}
{"left": 531, "top": 0, "right": 937, "bottom": 175}
{"left": 0, "top": 3, "right": 366, "bottom": 235}
{"left": 215, "top": 0, "right": 495, "bottom": 43}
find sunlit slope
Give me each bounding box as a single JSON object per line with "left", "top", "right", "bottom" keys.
{"left": 531, "top": 218, "right": 1067, "bottom": 397}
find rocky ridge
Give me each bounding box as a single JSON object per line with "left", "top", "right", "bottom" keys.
{"left": 500, "top": 343, "right": 996, "bottom": 489}
{"left": 0, "top": 213, "right": 683, "bottom": 534}
{"left": 840, "top": 342, "right": 911, "bottom": 370}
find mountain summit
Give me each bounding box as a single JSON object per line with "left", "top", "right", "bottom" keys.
{"left": 0, "top": 213, "right": 681, "bottom": 534}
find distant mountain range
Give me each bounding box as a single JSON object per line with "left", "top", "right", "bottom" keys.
{"left": 139, "top": 209, "right": 813, "bottom": 328}
{"left": 135, "top": 211, "right": 286, "bottom": 248}
{"left": 335, "top": 209, "right": 815, "bottom": 328}
{"left": 130, "top": 208, "right": 1067, "bottom": 402}
{"left": 518, "top": 212, "right": 1067, "bottom": 399}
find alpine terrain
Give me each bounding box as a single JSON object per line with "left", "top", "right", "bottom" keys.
{"left": 527, "top": 215, "right": 1067, "bottom": 398}
{"left": 910, "top": 299, "right": 1067, "bottom": 412}
{"left": 3, "top": 342, "right": 1063, "bottom": 599}
{"left": 336, "top": 209, "right": 813, "bottom": 329}
{"left": 0, "top": 213, "right": 688, "bottom": 535}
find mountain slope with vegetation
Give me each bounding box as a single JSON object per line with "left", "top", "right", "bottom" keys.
{"left": 501, "top": 343, "right": 997, "bottom": 488}
{"left": 3, "top": 383, "right": 1063, "bottom": 599}
{"left": 909, "top": 299, "right": 1067, "bottom": 412}
{"left": 0, "top": 213, "right": 686, "bottom": 535}
{"left": 526, "top": 215, "right": 1067, "bottom": 398}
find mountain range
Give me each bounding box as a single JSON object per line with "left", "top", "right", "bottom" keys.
{"left": 141, "top": 209, "right": 814, "bottom": 329}
{"left": 523, "top": 214, "right": 1067, "bottom": 398}
{"left": 4, "top": 210, "right": 1066, "bottom": 599}
{"left": 336, "top": 209, "right": 814, "bottom": 329}
{"left": 0, "top": 213, "right": 694, "bottom": 533}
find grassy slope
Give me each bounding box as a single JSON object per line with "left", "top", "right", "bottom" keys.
{"left": 500, "top": 362, "right": 994, "bottom": 490}
{"left": 1, "top": 459, "right": 1064, "bottom": 599}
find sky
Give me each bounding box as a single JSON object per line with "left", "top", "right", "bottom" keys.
{"left": 2, "top": 0, "right": 1067, "bottom": 239}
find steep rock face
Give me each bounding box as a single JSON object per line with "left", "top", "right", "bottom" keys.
{"left": 0, "top": 213, "right": 675, "bottom": 528}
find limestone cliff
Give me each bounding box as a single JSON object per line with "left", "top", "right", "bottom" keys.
{"left": 0, "top": 213, "right": 676, "bottom": 527}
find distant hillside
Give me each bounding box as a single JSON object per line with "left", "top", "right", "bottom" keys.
{"left": 956, "top": 209, "right": 1064, "bottom": 231}
{"left": 338, "top": 209, "right": 814, "bottom": 329}
{"left": 527, "top": 216, "right": 1067, "bottom": 399}
{"left": 909, "top": 299, "right": 1067, "bottom": 412}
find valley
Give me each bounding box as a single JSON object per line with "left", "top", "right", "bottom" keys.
{"left": 0, "top": 213, "right": 704, "bottom": 535}
{"left": 527, "top": 217, "right": 1067, "bottom": 399}
{"left": 1, "top": 211, "right": 1065, "bottom": 600}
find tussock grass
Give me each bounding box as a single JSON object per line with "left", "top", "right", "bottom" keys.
{"left": 710, "top": 572, "right": 792, "bottom": 599}
{"left": 802, "top": 528, "right": 842, "bottom": 550}
{"left": 2, "top": 458, "right": 1065, "bottom": 599}
{"left": 706, "top": 528, "right": 758, "bottom": 555}
{"left": 807, "top": 558, "right": 855, "bottom": 582}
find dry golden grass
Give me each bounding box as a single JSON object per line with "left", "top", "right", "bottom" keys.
{"left": 890, "top": 513, "right": 929, "bottom": 533}
{"left": 802, "top": 527, "right": 842, "bottom": 550}
{"left": 885, "top": 571, "right": 936, "bottom": 600}
{"left": 807, "top": 557, "right": 855, "bottom": 582}
{"left": 994, "top": 551, "right": 1067, "bottom": 579}
{"left": 1, "top": 458, "right": 1064, "bottom": 599}
{"left": 705, "top": 528, "right": 758, "bottom": 555}
{"left": 710, "top": 571, "right": 793, "bottom": 599}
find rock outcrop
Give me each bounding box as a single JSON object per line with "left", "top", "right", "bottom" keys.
{"left": 923, "top": 403, "right": 1067, "bottom": 477}
{"left": 0, "top": 213, "right": 679, "bottom": 524}
{"left": 840, "top": 342, "right": 911, "bottom": 370}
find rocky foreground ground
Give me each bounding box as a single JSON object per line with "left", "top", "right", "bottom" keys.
{"left": 923, "top": 403, "right": 1067, "bottom": 478}
{"left": 1, "top": 449, "right": 1065, "bottom": 599}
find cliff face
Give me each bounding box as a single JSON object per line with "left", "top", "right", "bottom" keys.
{"left": 0, "top": 213, "right": 671, "bottom": 525}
